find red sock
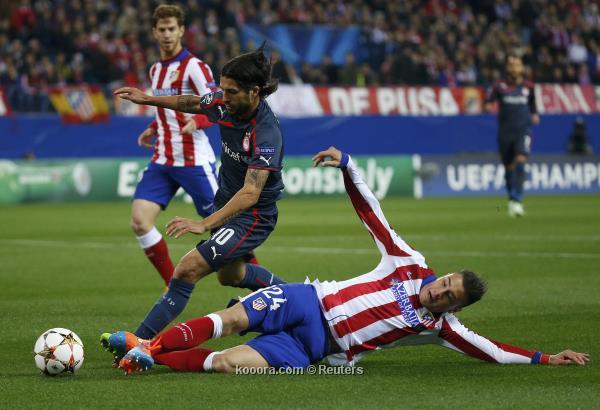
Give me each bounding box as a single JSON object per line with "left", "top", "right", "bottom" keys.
{"left": 153, "top": 316, "right": 216, "bottom": 351}
{"left": 143, "top": 238, "right": 174, "bottom": 286}
{"left": 154, "top": 348, "right": 214, "bottom": 372}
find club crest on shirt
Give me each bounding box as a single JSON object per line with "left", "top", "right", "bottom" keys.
{"left": 252, "top": 297, "right": 267, "bottom": 311}
{"left": 169, "top": 69, "right": 179, "bottom": 82}
{"left": 242, "top": 131, "right": 251, "bottom": 152}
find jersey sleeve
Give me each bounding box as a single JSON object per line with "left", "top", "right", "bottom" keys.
{"left": 245, "top": 119, "right": 283, "bottom": 172}
{"left": 435, "top": 314, "right": 550, "bottom": 364}
{"left": 191, "top": 113, "right": 214, "bottom": 129}
{"left": 187, "top": 59, "right": 216, "bottom": 97}
{"left": 199, "top": 91, "right": 226, "bottom": 123}
{"left": 342, "top": 156, "right": 425, "bottom": 261}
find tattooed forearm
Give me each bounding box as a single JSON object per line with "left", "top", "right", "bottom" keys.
{"left": 217, "top": 210, "right": 244, "bottom": 226}
{"left": 176, "top": 95, "right": 202, "bottom": 113}
{"left": 245, "top": 168, "right": 269, "bottom": 190}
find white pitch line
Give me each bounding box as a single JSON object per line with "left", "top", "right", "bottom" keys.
{"left": 1, "top": 239, "right": 599, "bottom": 260}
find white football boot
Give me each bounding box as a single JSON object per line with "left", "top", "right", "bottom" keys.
{"left": 508, "top": 200, "right": 525, "bottom": 217}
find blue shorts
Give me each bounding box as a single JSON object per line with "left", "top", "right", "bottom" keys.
{"left": 240, "top": 284, "right": 329, "bottom": 369}
{"left": 196, "top": 206, "right": 277, "bottom": 270}
{"left": 133, "top": 162, "right": 218, "bottom": 217}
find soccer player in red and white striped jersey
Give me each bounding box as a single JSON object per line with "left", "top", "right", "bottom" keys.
{"left": 130, "top": 5, "right": 218, "bottom": 287}
{"left": 112, "top": 147, "right": 588, "bottom": 374}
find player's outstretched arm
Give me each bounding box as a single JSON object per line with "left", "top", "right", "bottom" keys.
{"left": 548, "top": 350, "right": 590, "bottom": 366}
{"left": 114, "top": 87, "right": 205, "bottom": 114}
{"left": 437, "top": 315, "right": 590, "bottom": 365}
{"left": 313, "top": 146, "right": 422, "bottom": 260}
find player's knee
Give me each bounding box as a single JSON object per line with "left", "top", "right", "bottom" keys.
{"left": 130, "top": 215, "right": 152, "bottom": 236}
{"left": 211, "top": 354, "right": 236, "bottom": 373}
{"left": 515, "top": 155, "right": 527, "bottom": 164}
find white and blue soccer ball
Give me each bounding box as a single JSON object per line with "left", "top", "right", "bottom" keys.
{"left": 33, "top": 328, "right": 84, "bottom": 376}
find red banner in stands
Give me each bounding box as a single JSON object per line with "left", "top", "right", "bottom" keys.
{"left": 535, "top": 84, "right": 599, "bottom": 114}
{"left": 111, "top": 84, "right": 600, "bottom": 117}
{"left": 267, "top": 84, "right": 600, "bottom": 117}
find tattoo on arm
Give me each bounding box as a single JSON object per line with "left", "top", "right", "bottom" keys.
{"left": 218, "top": 210, "right": 243, "bottom": 226}
{"left": 176, "top": 95, "right": 201, "bottom": 113}
{"left": 245, "top": 168, "right": 269, "bottom": 190}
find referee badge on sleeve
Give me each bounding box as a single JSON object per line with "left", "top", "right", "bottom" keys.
{"left": 252, "top": 297, "right": 267, "bottom": 311}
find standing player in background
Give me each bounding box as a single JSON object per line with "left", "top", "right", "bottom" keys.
{"left": 102, "top": 44, "right": 288, "bottom": 357}
{"left": 485, "top": 54, "right": 540, "bottom": 217}
{"left": 109, "top": 147, "right": 588, "bottom": 374}
{"left": 131, "top": 5, "right": 219, "bottom": 287}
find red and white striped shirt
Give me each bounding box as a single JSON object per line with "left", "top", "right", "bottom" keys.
{"left": 147, "top": 49, "right": 216, "bottom": 167}
{"left": 312, "top": 157, "right": 550, "bottom": 367}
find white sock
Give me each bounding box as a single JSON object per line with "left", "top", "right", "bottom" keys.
{"left": 203, "top": 351, "right": 220, "bottom": 372}
{"left": 136, "top": 226, "right": 162, "bottom": 249}
{"left": 206, "top": 313, "right": 223, "bottom": 338}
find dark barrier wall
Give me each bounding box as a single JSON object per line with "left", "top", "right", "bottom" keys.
{"left": 1, "top": 114, "right": 599, "bottom": 159}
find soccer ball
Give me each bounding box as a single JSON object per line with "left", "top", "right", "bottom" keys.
{"left": 33, "top": 328, "right": 84, "bottom": 376}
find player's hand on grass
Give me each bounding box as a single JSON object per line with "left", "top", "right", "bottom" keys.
{"left": 166, "top": 216, "right": 207, "bottom": 238}
{"left": 114, "top": 87, "right": 149, "bottom": 104}
{"left": 181, "top": 118, "right": 197, "bottom": 134}
{"left": 548, "top": 350, "right": 590, "bottom": 366}
{"left": 138, "top": 128, "right": 156, "bottom": 148}
{"left": 313, "top": 146, "right": 342, "bottom": 168}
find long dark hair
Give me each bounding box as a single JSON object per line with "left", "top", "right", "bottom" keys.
{"left": 221, "top": 42, "right": 279, "bottom": 98}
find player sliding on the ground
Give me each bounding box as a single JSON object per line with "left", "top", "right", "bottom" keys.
{"left": 101, "top": 44, "right": 288, "bottom": 360}
{"left": 109, "top": 147, "right": 589, "bottom": 374}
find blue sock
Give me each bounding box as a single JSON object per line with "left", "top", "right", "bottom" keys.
{"left": 504, "top": 168, "right": 516, "bottom": 201}
{"left": 239, "top": 264, "right": 287, "bottom": 291}
{"left": 135, "top": 277, "right": 195, "bottom": 339}
{"left": 513, "top": 162, "right": 526, "bottom": 202}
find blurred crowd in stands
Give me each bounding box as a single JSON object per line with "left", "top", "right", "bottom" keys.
{"left": 1, "top": 0, "right": 599, "bottom": 112}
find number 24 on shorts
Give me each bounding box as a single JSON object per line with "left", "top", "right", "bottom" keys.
{"left": 263, "top": 286, "right": 286, "bottom": 311}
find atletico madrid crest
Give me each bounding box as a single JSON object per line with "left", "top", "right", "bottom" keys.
{"left": 252, "top": 297, "right": 267, "bottom": 311}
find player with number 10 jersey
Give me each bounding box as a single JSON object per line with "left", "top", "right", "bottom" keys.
{"left": 107, "top": 44, "right": 288, "bottom": 346}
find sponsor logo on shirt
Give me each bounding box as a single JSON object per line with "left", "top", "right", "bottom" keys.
{"left": 502, "top": 95, "right": 528, "bottom": 104}
{"left": 217, "top": 105, "right": 226, "bottom": 119}
{"left": 252, "top": 297, "right": 267, "bottom": 311}
{"left": 259, "top": 156, "right": 272, "bottom": 166}
{"left": 153, "top": 88, "right": 178, "bottom": 96}
{"left": 390, "top": 279, "right": 422, "bottom": 328}
{"left": 221, "top": 141, "right": 241, "bottom": 162}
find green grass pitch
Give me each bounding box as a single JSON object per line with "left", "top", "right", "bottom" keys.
{"left": 1, "top": 195, "right": 599, "bottom": 408}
